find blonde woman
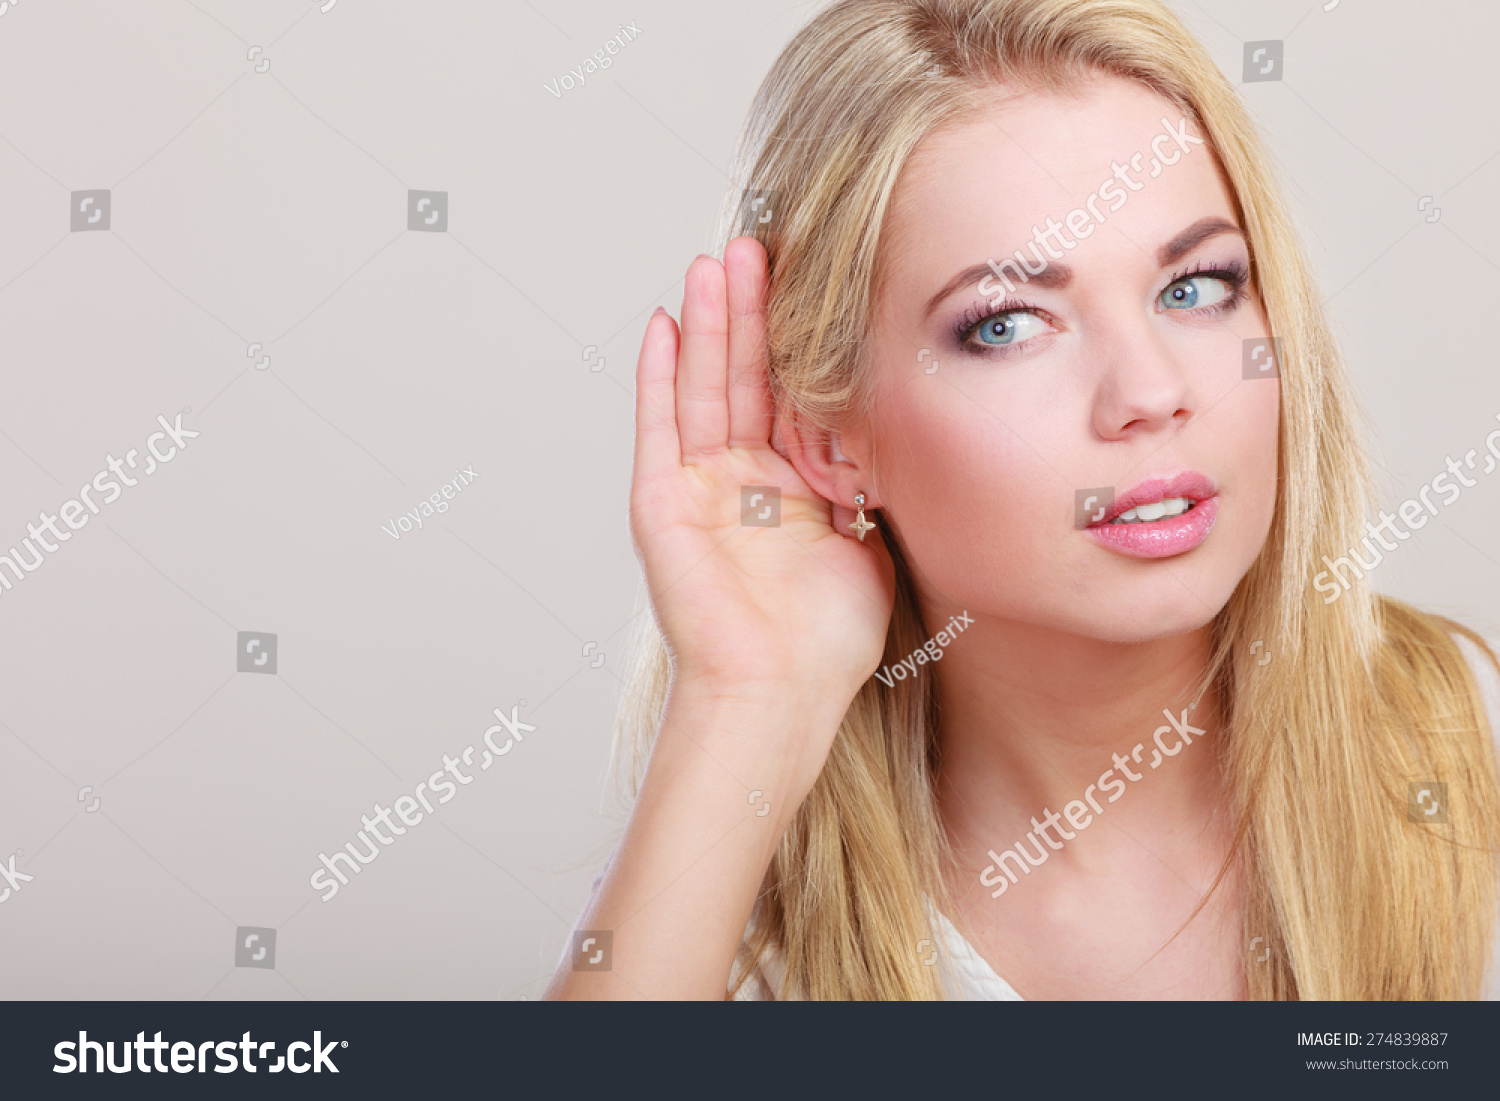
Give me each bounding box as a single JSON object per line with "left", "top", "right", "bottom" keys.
{"left": 545, "top": 0, "right": 1500, "bottom": 1000}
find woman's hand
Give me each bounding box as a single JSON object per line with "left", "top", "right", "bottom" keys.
{"left": 545, "top": 239, "right": 896, "bottom": 1000}
{"left": 631, "top": 237, "right": 895, "bottom": 728}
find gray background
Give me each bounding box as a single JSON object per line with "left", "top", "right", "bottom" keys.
{"left": 0, "top": 0, "right": 1495, "bottom": 1000}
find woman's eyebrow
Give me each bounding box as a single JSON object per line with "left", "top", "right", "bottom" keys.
{"left": 923, "top": 260, "right": 1072, "bottom": 320}
{"left": 922, "top": 216, "right": 1241, "bottom": 321}
{"left": 1157, "top": 216, "right": 1243, "bottom": 267}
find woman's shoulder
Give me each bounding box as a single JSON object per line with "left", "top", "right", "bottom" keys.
{"left": 728, "top": 899, "right": 1023, "bottom": 1000}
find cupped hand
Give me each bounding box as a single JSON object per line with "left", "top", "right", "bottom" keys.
{"left": 629, "top": 236, "right": 895, "bottom": 705}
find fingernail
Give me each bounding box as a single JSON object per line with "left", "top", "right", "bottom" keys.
{"left": 652, "top": 306, "right": 667, "bottom": 317}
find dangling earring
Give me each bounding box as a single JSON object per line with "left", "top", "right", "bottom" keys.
{"left": 848, "top": 492, "right": 875, "bottom": 541}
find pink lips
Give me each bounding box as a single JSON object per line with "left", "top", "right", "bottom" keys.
{"left": 1083, "top": 471, "right": 1219, "bottom": 559}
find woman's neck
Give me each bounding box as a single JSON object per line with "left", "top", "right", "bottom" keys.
{"left": 924, "top": 608, "right": 1230, "bottom": 877}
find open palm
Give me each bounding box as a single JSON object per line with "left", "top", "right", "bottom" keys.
{"left": 629, "top": 237, "right": 895, "bottom": 701}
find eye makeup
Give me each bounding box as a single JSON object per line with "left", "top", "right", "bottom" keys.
{"left": 947, "top": 256, "right": 1251, "bottom": 359}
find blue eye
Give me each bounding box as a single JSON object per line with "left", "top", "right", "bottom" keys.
{"left": 969, "top": 309, "right": 1051, "bottom": 348}
{"left": 978, "top": 315, "right": 1018, "bottom": 344}
{"left": 1159, "top": 274, "right": 1233, "bottom": 311}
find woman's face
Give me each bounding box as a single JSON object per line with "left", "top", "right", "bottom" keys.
{"left": 851, "top": 75, "right": 1280, "bottom": 643}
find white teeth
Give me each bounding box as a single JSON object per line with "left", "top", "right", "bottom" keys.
{"left": 1110, "top": 496, "right": 1193, "bottom": 524}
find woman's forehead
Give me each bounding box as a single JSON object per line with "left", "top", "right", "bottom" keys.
{"left": 879, "top": 79, "right": 1236, "bottom": 308}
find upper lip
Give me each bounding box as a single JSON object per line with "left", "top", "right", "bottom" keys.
{"left": 1089, "top": 471, "right": 1218, "bottom": 526}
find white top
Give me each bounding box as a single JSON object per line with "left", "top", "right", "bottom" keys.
{"left": 730, "top": 631, "right": 1500, "bottom": 1000}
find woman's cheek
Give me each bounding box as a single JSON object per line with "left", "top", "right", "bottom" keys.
{"left": 1240, "top": 380, "right": 1282, "bottom": 555}
{"left": 879, "top": 412, "right": 1060, "bottom": 602}
{"left": 1203, "top": 365, "right": 1279, "bottom": 542}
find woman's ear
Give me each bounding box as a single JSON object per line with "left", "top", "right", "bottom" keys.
{"left": 776, "top": 408, "right": 883, "bottom": 509}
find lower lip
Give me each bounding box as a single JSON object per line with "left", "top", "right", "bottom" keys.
{"left": 1084, "top": 495, "right": 1219, "bottom": 558}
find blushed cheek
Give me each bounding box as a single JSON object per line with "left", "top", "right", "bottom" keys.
{"left": 1204, "top": 387, "right": 1279, "bottom": 633}
{"left": 873, "top": 402, "right": 1062, "bottom": 599}
{"left": 1232, "top": 373, "right": 1279, "bottom": 491}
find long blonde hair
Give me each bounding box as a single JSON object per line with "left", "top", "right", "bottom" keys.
{"left": 612, "top": 0, "right": 1500, "bottom": 999}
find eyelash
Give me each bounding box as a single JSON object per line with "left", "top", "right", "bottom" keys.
{"left": 951, "top": 296, "right": 1047, "bottom": 353}
{"left": 950, "top": 259, "right": 1251, "bottom": 356}
{"left": 1159, "top": 259, "right": 1250, "bottom": 317}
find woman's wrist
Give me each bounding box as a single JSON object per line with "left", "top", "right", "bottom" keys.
{"left": 654, "top": 677, "right": 855, "bottom": 827}
{"left": 666, "top": 663, "right": 865, "bottom": 717}
{"left": 662, "top": 672, "right": 859, "bottom": 759}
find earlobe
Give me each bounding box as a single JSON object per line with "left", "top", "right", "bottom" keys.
{"left": 779, "top": 411, "right": 882, "bottom": 511}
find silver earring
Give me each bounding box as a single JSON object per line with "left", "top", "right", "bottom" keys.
{"left": 848, "top": 492, "right": 875, "bottom": 541}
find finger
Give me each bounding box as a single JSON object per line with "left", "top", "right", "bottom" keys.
{"left": 724, "top": 236, "right": 774, "bottom": 449}
{"left": 676, "top": 254, "right": 730, "bottom": 459}
{"left": 633, "top": 309, "right": 683, "bottom": 481}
